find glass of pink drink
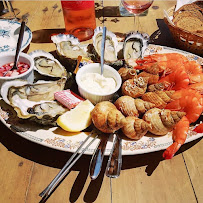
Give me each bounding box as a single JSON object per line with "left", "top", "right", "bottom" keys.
{"left": 121, "top": 0, "right": 154, "bottom": 32}
{"left": 61, "top": 0, "right": 96, "bottom": 41}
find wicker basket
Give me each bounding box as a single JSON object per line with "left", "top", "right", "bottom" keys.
{"left": 164, "top": 6, "right": 203, "bottom": 56}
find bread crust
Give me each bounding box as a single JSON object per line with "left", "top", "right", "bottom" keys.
{"left": 172, "top": 2, "right": 203, "bottom": 36}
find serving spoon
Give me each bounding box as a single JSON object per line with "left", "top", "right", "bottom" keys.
{"left": 3, "top": 20, "right": 25, "bottom": 76}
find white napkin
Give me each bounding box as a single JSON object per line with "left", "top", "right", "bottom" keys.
{"left": 175, "top": 0, "right": 197, "bottom": 11}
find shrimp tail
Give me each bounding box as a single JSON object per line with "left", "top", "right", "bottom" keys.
{"left": 163, "top": 142, "right": 182, "bottom": 159}
{"left": 163, "top": 116, "right": 190, "bottom": 159}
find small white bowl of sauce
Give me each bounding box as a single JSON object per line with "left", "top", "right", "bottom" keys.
{"left": 0, "top": 51, "right": 34, "bottom": 89}
{"left": 76, "top": 63, "right": 122, "bottom": 104}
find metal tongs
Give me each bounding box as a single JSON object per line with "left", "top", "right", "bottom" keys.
{"left": 39, "top": 131, "right": 99, "bottom": 202}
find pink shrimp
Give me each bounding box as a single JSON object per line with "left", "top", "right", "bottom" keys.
{"left": 183, "top": 61, "right": 203, "bottom": 84}
{"left": 189, "top": 73, "right": 203, "bottom": 84}
{"left": 188, "top": 82, "right": 203, "bottom": 95}
{"left": 193, "top": 123, "right": 203, "bottom": 133}
{"left": 163, "top": 89, "right": 203, "bottom": 159}
{"left": 134, "top": 53, "right": 188, "bottom": 75}
{"left": 163, "top": 116, "right": 189, "bottom": 159}
{"left": 166, "top": 89, "right": 203, "bottom": 123}
{"left": 158, "top": 69, "right": 189, "bottom": 91}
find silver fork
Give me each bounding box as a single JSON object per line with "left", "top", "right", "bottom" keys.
{"left": 2, "top": 0, "right": 9, "bottom": 14}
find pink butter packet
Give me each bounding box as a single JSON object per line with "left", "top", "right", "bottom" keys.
{"left": 54, "top": 90, "right": 84, "bottom": 110}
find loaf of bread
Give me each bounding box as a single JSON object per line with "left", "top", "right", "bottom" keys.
{"left": 172, "top": 1, "right": 203, "bottom": 37}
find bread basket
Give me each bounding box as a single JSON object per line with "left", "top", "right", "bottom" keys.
{"left": 164, "top": 6, "right": 203, "bottom": 56}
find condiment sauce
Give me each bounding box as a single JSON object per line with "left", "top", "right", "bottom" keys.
{"left": 80, "top": 73, "right": 116, "bottom": 94}
{"left": 0, "top": 62, "right": 30, "bottom": 77}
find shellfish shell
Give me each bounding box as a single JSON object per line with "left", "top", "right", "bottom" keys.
{"left": 123, "top": 32, "right": 148, "bottom": 65}
{"left": 29, "top": 50, "right": 68, "bottom": 78}
{"left": 92, "top": 27, "right": 119, "bottom": 62}
{"left": 51, "top": 34, "right": 89, "bottom": 71}
{"left": 51, "top": 34, "right": 89, "bottom": 59}
{"left": 0, "top": 78, "right": 67, "bottom": 125}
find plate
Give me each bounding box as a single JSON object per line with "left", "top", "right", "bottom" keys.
{"left": 0, "top": 19, "right": 32, "bottom": 52}
{"left": 0, "top": 44, "right": 202, "bottom": 155}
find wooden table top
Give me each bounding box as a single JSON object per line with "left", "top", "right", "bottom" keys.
{"left": 0, "top": 1, "right": 202, "bottom": 203}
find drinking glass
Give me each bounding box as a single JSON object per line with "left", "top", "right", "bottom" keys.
{"left": 121, "top": 0, "right": 154, "bottom": 32}
{"left": 61, "top": 0, "right": 96, "bottom": 41}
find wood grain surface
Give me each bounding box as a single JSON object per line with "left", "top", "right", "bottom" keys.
{"left": 0, "top": 1, "right": 202, "bottom": 203}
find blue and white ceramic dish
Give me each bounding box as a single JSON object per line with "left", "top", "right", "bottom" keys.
{"left": 0, "top": 19, "right": 32, "bottom": 52}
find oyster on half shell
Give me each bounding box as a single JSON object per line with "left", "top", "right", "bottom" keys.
{"left": 51, "top": 34, "right": 89, "bottom": 59}
{"left": 1, "top": 78, "right": 67, "bottom": 125}
{"left": 124, "top": 32, "right": 149, "bottom": 66}
{"left": 29, "top": 50, "right": 67, "bottom": 78}
{"left": 92, "top": 27, "right": 118, "bottom": 62}
{"left": 7, "top": 77, "right": 66, "bottom": 103}
{"left": 51, "top": 34, "right": 89, "bottom": 71}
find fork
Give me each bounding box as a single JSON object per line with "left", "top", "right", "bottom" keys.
{"left": 2, "top": 0, "right": 9, "bottom": 14}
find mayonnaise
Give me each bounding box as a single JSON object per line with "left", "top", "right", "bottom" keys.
{"left": 80, "top": 73, "right": 116, "bottom": 94}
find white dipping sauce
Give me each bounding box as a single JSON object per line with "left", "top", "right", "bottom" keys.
{"left": 80, "top": 73, "right": 116, "bottom": 94}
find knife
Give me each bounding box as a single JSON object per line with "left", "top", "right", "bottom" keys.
{"left": 89, "top": 134, "right": 109, "bottom": 180}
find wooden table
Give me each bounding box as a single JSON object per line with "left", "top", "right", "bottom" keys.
{"left": 0, "top": 1, "right": 202, "bottom": 202}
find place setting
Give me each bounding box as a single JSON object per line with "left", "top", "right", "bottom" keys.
{"left": 0, "top": 0, "right": 202, "bottom": 202}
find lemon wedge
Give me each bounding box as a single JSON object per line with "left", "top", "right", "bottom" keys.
{"left": 57, "top": 100, "right": 94, "bottom": 132}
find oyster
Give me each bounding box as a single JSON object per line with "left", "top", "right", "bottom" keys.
{"left": 123, "top": 32, "right": 148, "bottom": 66}
{"left": 1, "top": 78, "right": 67, "bottom": 125}
{"left": 92, "top": 27, "right": 119, "bottom": 63}
{"left": 51, "top": 34, "right": 89, "bottom": 71}
{"left": 7, "top": 77, "right": 66, "bottom": 103}
{"left": 29, "top": 50, "right": 67, "bottom": 78}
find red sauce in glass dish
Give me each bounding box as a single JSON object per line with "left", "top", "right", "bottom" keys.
{"left": 0, "top": 62, "right": 30, "bottom": 77}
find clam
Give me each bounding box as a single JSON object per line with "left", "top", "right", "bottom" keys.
{"left": 1, "top": 78, "right": 67, "bottom": 125}
{"left": 29, "top": 50, "right": 67, "bottom": 78}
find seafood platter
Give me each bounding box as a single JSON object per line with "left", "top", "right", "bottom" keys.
{"left": 0, "top": 27, "right": 203, "bottom": 159}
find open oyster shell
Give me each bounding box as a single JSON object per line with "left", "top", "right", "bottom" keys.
{"left": 1, "top": 78, "right": 67, "bottom": 125}
{"left": 91, "top": 27, "right": 123, "bottom": 69}
{"left": 123, "top": 32, "right": 149, "bottom": 67}
{"left": 29, "top": 50, "right": 67, "bottom": 78}
{"left": 92, "top": 27, "right": 118, "bottom": 62}
{"left": 51, "top": 34, "right": 89, "bottom": 71}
